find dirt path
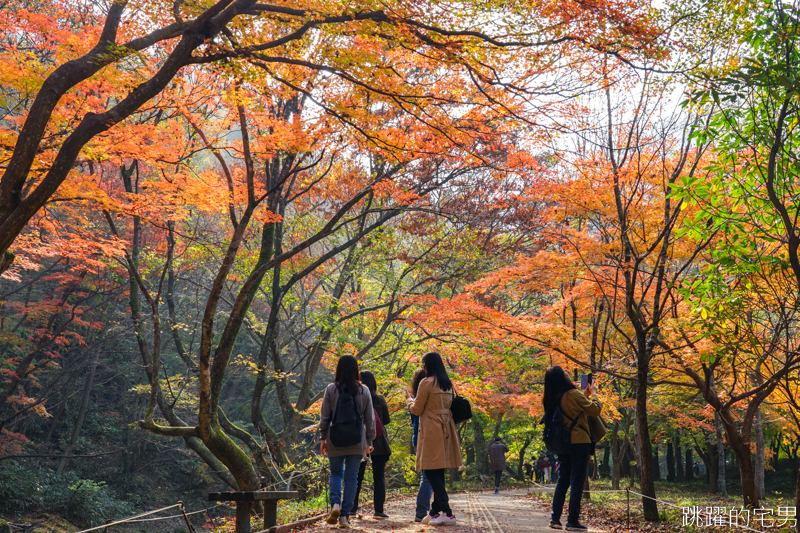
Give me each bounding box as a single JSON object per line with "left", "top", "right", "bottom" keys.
{"left": 301, "top": 489, "right": 607, "bottom": 533}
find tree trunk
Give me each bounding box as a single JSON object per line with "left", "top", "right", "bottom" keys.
{"left": 57, "top": 354, "right": 97, "bottom": 475}
{"left": 675, "top": 436, "right": 684, "bottom": 482}
{"left": 666, "top": 440, "right": 675, "bottom": 481}
{"left": 715, "top": 411, "right": 727, "bottom": 496}
{"left": 602, "top": 445, "right": 610, "bottom": 479}
{"left": 652, "top": 442, "right": 661, "bottom": 481}
{"left": 473, "top": 417, "right": 489, "bottom": 476}
{"left": 583, "top": 466, "right": 591, "bottom": 501}
{"left": 685, "top": 447, "right": 693, "bottom": 480}
{"left": 794, "top": 463, "right": 800, "bottom": 533}
{"left": 720, "top": 412, "right": 761, "bottom": 508}
{"left": 755, "top": 407, "right": 766, "bottom": 500}
{"left": 611, "top": 421, "right": 621, "bottom": 490}
{"left": 493, "top": 412, "right": 504, "bottom": 438}
{"left": 699, "top": 438, "right": 718, "bottom": 493}
{"left": 516, "top": 436, "right": 532, "bottom": 481}
{"left": 634, "top": 366, "right": 659, "bottom": 521}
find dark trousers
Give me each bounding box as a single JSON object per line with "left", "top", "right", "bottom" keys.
{"left": 353, "top": 454, "right": 389, "bottom": 514}
{"left": 424, "top": 468, "right": 451, "bottom": 516}
{"left": 551, "top": 443, "right": 591, "bottom": 524}
{"left": 494, "top": 470, "right": 503, "bottom": 488}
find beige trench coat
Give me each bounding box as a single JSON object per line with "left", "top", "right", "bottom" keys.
{"left": 407, "top": 377, "right": 463, "bottom": 471}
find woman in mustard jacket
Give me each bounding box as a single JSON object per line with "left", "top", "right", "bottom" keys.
{"left": 543, "top": 366, "right": 601, "bottom": 531}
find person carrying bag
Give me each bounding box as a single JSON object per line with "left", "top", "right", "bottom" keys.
{"left": 542, "top": 366, "right": 602, "bottom": 532}
{"left": 406, "top": 351, "right": 463, "bottom": 526}
{"left": 319, "top": 355, "right": 376, "bottom": 529}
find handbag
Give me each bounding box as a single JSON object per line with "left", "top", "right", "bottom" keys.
{"left": 450, "top": 387, "right": 472, "bottom": 424}
{"left": 588, "top": 415, "right": 607, "bottom": 442}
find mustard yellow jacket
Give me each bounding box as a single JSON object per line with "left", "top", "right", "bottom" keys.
{"left": 560, "top": 389, "right": 602, "bottom": 444}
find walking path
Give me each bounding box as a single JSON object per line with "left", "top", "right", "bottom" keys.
{"left": 452, "top": 490, "right": 606, "bottom": 533}
{"left": 300, "top": 489, "right": 607, "bottom": 533}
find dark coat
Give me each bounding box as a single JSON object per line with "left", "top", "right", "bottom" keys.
{"left": 371, "top": 394, "right": 392, "bottom": 457}
{"left": 489, "top": 441, "right": 509, "bottom": 471}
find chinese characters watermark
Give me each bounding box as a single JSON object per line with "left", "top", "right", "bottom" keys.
{"left": 681, "top": 506, "right": 797, "bottom": 529}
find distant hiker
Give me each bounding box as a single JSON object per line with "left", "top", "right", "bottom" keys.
{"left": 489, "top": 436, "right": 509, "bottom": 493}
{"left": 406, "top": 351, "right": 463, "bottom": 526}
{"left": 410, "top": 369, "right": 433, "bottom": 522}
{"left": 534, "top": 457, "right": 544, "bottom": 483}
{"left": 524, "top": 461, "right": 534, "bottom": 481}
{"left": 543, "top": 366, "right": 602, "bottom": 531}
{"left": 320, "top": 355, "right": 376, "bottom": 529}
{"left": 353, "top": 371, "right": 392, "bottom": 519}
{"left": 538, "top": 454, "right": 551, "bottom": 483}
{"left": 693, "top": 461, "right": 700, "bottom": 477}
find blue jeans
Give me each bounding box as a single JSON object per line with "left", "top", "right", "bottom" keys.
{"left": 415, "top": 470, "right": 433, "bottom": 518}
{"left": 551, "top": 443, "right": 591, "bottom": 524}
{"left": 329, "top": 454, "right": 362, "bottom": 517}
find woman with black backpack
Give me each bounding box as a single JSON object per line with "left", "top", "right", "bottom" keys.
{"left": 543, "top": 366, "right": 601, "bottom": 532}
{"left": 320, "top": 355, "right": 376, "bottom": 529}
{"left": 405, "top": 351, "right": 462, "bottom": 526}
{"left": 352, "top": 370, "right": 391, "bottom": 519}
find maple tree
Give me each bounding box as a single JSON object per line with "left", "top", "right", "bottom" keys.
{"left": 0, "top": 0, "right": 663, "bottom": 278}
{"left": 665, "top": 0, "right": 800, "bottom": 509}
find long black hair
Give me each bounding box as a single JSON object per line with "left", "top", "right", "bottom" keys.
{"left": 335, "top": 355, "right": 361, "bottom": 395}
{"left": 411, "top": 368, "right": 427, "bottom": 396}
{"left": 542, "top": 365, "right": 575, "bottom": 414}
{"left": 422, "top": 351, "right": 452, "bottom": 392}
{"left": 360, "top": 370, "right": 380, "bottom": 406}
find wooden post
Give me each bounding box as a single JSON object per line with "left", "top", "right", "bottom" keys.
{"left": 264, "top": 500, "right": 278, "bottom": 529}
{"left": 626, "top": 488, "right": 630, "bottom": 529}
{"left": 236, "top": 501, "right": 252, "bottom": 533}
{"left": 209, "top": 491, "right": 298, "bottom": 533}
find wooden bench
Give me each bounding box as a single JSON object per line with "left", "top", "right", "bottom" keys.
{"left": 209, "top": 491, "right": 299, "bottom": 533}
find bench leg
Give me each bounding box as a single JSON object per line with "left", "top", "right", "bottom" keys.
{"left": 264, "top": 500, "right": 278, "bottom": 529}
{"left": 236, "top": 502, "right": 252, "bottom": 533}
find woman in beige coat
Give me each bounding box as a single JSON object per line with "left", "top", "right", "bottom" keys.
{"left": 406, "top": 351, "right": 462, "bottom": 526}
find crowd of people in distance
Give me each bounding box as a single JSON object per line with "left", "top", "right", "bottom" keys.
{"left": 318, "top": 357, "right": 602, "bottom": 531}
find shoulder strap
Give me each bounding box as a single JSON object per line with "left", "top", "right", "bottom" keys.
{"left": 560, "top": 390, "right": 593, "bottom": 437}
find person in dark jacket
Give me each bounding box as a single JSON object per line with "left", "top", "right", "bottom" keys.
{"left": 489, "top": 437, "right": 509, "bottom": 493}
{"left": 353, "top": 371, "right": 392, "bottom": 518}
{"left": 543, "top": 366, "right": 601, "bottom": 532}
{"left": 410, "top": 369, "right": 433, "bottom": 521}
{"left": 320, "top": 356, "right": 376, "bottom": 529}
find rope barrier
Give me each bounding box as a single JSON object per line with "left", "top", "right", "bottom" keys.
{"left": 626, "top": 489, "right": 683, "bottom": 509}
{"left": 124, "top": 503, "right": 224, "bottom": 522}
{"left": 75, "top": 504, "right": 182, "bottom": 533}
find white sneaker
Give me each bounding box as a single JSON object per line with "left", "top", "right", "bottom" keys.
{"left": 430, "top": 514, "right": 456, "bottom": 526}
{"left": 326, "top": 504, "right": 341, "bottom": 525}
{"left": 422, "top": 513, "right": 437, "bottom": 525}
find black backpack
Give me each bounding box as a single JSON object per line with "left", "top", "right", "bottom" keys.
{"left": 329, "top": 385, "right": 363, "bottom": 448}
{"left": 543, "top": 391, "right": 579, "bottom": 455}
{"left": 450, "top": 387, "right": 472, "bottom": 424}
